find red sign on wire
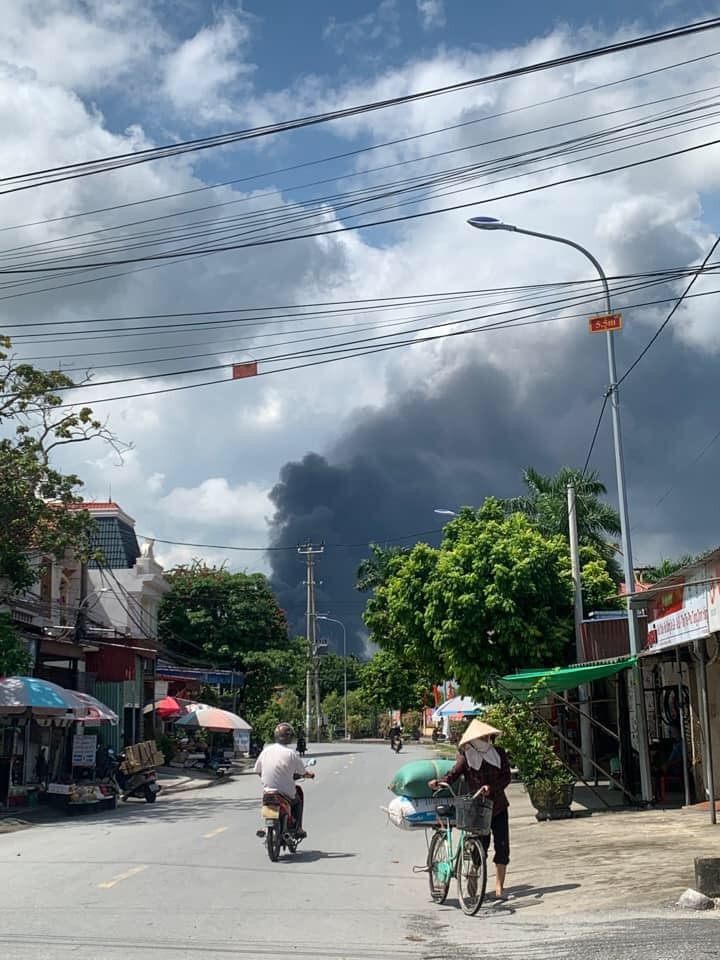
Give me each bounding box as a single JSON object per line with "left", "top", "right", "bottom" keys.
{"left": 232, "top": 361, "right": 258, "bottom": 379}
{"left": 588, "top": 312, "right": 623, "bottom": 334}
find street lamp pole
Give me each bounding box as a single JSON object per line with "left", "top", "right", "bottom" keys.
{"left": 468, "top": 216, "right": 654, "bottom": 805}
{"left": 316, "top": 615, "right": 348, "bottom": 740}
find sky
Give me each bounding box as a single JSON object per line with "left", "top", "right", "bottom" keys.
{"left": 4, "top": 1, "right": 720, "bottom": 651}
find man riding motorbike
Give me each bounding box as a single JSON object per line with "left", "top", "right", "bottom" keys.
{"left": 254, "top": 722, "right": 315, "bottom": 838}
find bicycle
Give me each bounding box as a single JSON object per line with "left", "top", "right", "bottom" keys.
{"left": 426, "top": 782, "right": 492, "bottom": 916}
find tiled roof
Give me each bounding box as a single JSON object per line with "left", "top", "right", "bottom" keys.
{"left": 88, "top": 517, "right": 140, "bottom": 569}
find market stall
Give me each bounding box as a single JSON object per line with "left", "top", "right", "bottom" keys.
{"left": 0, "top": 677, "right": 120, "bottom": 811}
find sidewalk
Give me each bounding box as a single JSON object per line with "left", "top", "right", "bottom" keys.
{"left": 502, "top": 781, "right": 720, "bottom": 914}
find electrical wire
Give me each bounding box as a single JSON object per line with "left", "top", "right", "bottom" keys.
{"left": 141, "top": 527, "right": 444, "bottom": 553}
{"left": 5, "top": 48, "right": 716, "bottom": 237}
{"left": 2, "top": 18, "right": 717, "bottom": 196}
{"left": 618, "top": 235, "right": 720, "bottom": 385}
{"left": 3, "top": 133, "right": 719, "bottom": 275}
{"left": 5, "top": 83, "right": 718, "bottom": 265}
{"left": 21, "top": 277, "right": 720, "bottom": 392}
{"left": 5, "top": 96, "right": 720, "bottom": 272}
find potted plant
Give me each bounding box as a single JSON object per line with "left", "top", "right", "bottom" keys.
{"left": 483, "top": 694, "right": 575, "bottom": 821}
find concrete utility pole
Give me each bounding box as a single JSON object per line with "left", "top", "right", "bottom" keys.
{"left": 298, "top": 544, "right": 324, "bottom": 742}
{"left": 567, "top": 482, "right": 594, "bottom": 780}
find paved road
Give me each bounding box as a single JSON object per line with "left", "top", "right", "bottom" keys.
{"left": 0, "top": 742, "right": 717, "bottom": 959}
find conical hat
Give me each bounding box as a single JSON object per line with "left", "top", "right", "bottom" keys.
{"left": 459, "top": 719, "right": 501, "bottom": 747}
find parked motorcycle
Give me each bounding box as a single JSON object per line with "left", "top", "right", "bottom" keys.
{"left": 257, "top": 758, "right": 316, "bottom": 862}
{"left": 101, "top": 748, "right": 161, "bottom": 803}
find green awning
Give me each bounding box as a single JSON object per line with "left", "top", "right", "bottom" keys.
{"left": 499, "top": 657, "right": 636, "bottom": 694}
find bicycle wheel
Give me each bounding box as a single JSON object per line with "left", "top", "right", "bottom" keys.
{"left": 457, "top": 835, "right": 487, "bottom": 916}
{"left": 427, "top": 831, "right": 452, "bottom": 904}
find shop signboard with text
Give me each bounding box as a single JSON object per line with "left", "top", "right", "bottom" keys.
{"left": 646, "top": 568, "right": 709, "bottom": 651}
{"left": 706, "top": 559, "right": 720, "bottom": 633}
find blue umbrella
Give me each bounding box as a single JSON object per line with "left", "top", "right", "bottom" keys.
{"left": 0, "top": 676, "right": 85, "bottom": 715}
{"left": 431, "top": 696, "right": 484, "bottom": 720}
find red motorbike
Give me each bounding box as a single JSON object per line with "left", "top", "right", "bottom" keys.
{"left": 257, "top": 758, "right": 316, "bottom": 862}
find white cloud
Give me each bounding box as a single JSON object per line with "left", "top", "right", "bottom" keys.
{"left": 162, "top": 11, "right": 254, "bottom": 120}
{"left": 417, "top": 0, "right": 446, "bottom": 31}
{"left": 157, "top": 477, "right": 271, "bottom": 529}
{"left": 0, "top": 0, "right": 166, "bottom": 93}
{"left": 323, "top": 0, "right": 401, "bottom": 55}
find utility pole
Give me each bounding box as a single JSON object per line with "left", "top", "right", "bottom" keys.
{"left": 298, "top": 544, "right": 324, "bottom": 743}
{"left": 567, "top": 482, "right": 593, "bottom": 780}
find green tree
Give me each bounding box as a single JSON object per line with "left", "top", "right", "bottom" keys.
{"left": 579, "top": 545, "right": 623, "bottom": 615}
{"left": 252, "top": 690, "right": 304, "bottom": 744}
{"left": 362, "top": 542, "right": 445, "bottom": 680}
{"left": 241, "top": 640, "right": 307, "bottom": 717}
{"left": 358, "top": 648, "right": 432, "bottom": 712}
{"left": 0, "top": 614, "right": 31, "bottom": 676}
{"left": 424, "top": 502, "right": 574, "bottom": 696}
{"left": 0, "top": 337, "right": 123, "bottom": 594}
{"left": 321, "top": 690, "right": 345, "bottom": 728}
{"left": 158, "top": 562, "right": 288, "bottom": 669}
{"left": 356, "top": 543, "right": 410, "bottom": 592}
{"left": 505, "top": 466, "right": 621, "bottom": 579}
{"left": 317, "top": 652, "right": 361, "bottom": 699}
{"left": 644, "top": 554, "right": 697, "bottom": 583}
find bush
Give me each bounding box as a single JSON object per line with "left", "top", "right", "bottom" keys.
{"left": 156, "top": 733, "right": 176, "bottom": 764}
{"left": 483, "top": 695, "right": 571, "bottom": 786}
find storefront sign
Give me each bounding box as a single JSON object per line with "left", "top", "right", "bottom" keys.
{"left": 646, "top": 569, "right": 709, "bottom": 651}
{"left": 71, "top": 733, "right": 97, "bottom": 768}
{"left": 706, "top": 560, "right": 720, "bottom": 633}
{"left": 233, "top": 730, "right": 250, "bottom": 754}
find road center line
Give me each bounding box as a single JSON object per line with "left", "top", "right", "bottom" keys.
{"left": 97, "top": 865, "right": 147, "bottom": 889}
{"left": 203, "top": 826, "right": 229, "bottom": 839}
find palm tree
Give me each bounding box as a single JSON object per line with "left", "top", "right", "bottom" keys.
{"left": 505, "top": 467, "right": 622, "bottom": 579}
{"left": 356, "top": 543, "right": 410, "bottom": 592}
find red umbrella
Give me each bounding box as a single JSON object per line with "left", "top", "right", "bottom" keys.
{"left": 156, "top": 696, "right": 186, "bottom": 720}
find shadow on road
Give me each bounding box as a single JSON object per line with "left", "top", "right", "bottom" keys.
{"left": 284, "top": 850, "right": 356, "bottom": 863}
{"left": 506, "top": 881, "right": 581, "bottom": 898}
{"left": 29, "top": 793, "right": 260, "bottom": 831}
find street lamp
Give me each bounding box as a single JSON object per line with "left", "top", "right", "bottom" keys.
{"left": 468, "top": 214, "right": 653, "bottom": 805}
{"left": 315, "top": 615, "right": 348, "bottom": 740}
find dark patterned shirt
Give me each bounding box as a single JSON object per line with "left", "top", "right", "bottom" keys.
{"left": 443, "top": 746, "right": 512, "bottom": 815}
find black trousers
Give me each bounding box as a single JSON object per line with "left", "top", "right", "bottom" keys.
{"left": 481, "top": 809, "right": 510, "bottom": 865}
{"left": 290, "top": 785, "right": 304, "bottom": 830}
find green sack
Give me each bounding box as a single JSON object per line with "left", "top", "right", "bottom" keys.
{"left": 388, "top": 758, "right": 462, "bottom": 799}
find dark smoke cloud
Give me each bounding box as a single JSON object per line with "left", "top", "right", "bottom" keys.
{"left": 268, "top": 283, "right": 720, "bottom": 656}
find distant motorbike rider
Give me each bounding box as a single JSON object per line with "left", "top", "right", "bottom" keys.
{"left": 254, "top": 723, "right": 314, "bottom": 838}
{"left": 389, "top": 724, "right": 403, "bottom": 752}
{"left": 296, "top": 728, "right": 307, "bottom": 756}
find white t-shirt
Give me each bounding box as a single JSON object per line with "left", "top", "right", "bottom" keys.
{"left": 254, "top": 743, "right": 306, "bottom": 798}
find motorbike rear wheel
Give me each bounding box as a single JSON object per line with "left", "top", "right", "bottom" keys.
{"left": 144, "top": 784, "right": 157, "bottom": 803}
{"left": 266, "top": 824, "right": 282, "bottom": 862}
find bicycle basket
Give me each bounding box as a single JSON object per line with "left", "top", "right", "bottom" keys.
{"left": 454, "top": 796, "right": 494, "bottom": 834}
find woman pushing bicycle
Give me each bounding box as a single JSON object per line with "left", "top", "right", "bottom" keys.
{"left": 429, "top": 719, "right": 512, "bottom": 902}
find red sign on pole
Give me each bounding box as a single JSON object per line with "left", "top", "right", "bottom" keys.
{"left": 232, "top": 361, "right": 258, "bottom": 379}
{"left": 588, "top": 312, "right": 623, "bottom": 334}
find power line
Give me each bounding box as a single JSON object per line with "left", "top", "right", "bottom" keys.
{"left": 3, "top": 18, "right": 718, "bottom": 197}
{"left": 582, "top": 392, "right": 610, "bottom": 476}
{"left": 618, "top": 235, "right": 720, "bottom": 385}
{"left": 141, "top": 527, "right": 444, "bottom": 553}
{"left": 4, "top": 48, "right": 715, "bottom": 237}
{"left": 3, "top": 132, "right": 719, "bottom": 275}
